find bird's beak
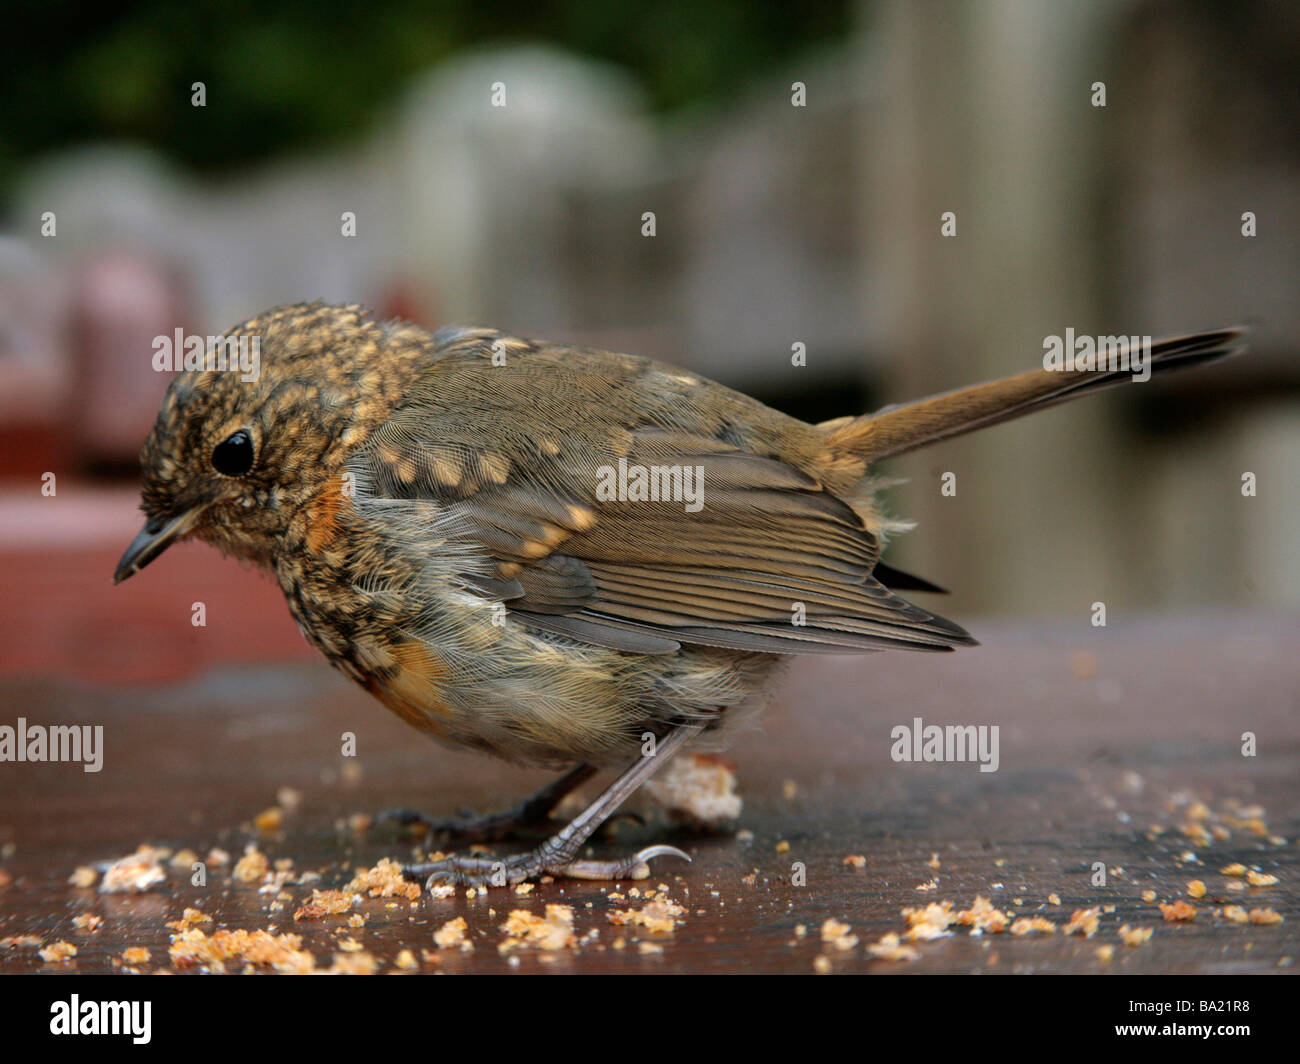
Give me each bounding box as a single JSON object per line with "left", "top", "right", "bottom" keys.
{"left": 114, "top": 505, "right": 207, "bottom": 584}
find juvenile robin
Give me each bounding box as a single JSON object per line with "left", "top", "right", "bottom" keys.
{"left": 115, "top": 303, "right": 1242, "bottom": 886}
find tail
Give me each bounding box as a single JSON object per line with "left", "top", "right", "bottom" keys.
{"left": 824, "top": 328, "right": 1246, "bottom": 462}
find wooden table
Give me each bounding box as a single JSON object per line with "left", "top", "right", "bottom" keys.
{"left": 1, "top": 613, "right": 1296, "bottom": 974}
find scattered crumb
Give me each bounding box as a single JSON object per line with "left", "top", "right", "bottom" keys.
{"left": 1048, "top": 892, "right": 1061, "bottom": 906}
{"left": 866, "top": 932, "right": 919, "bottom": 962}
{"left": 254, "top": 807, "right": 283, "bottom": 834}
{"left": 293, "top": 889, "right": 358, "bottom": 921}
{"left": 1010, "top": 917, "right": 1056, "bottom": 936}
{"left": 433, "top": 916, "right": 471, "bottom": 951}
{"left": 1063, "top": 908, "right": 1100, "bottom": 938}
{"left": 1246, "top": 870, "right": 1278, "bottom": 887}
{"left": 68, "top": 866, "right": 98, "bottom": 889}
{"left": 1119, "top": 925, "right": 1153, "bottom": 947}
{"left": 232, "top": 844, "right": 269, "bottom": 885}
{"left": 608, "top": 898, "right": 685, "bottom": 934}
{"left": 394, "top": 949, "right": 418, "bottom": 970}
{"left": 169, "top": 928, "right": 315, "bottom": 974}
{"left": 1220, "top": 863, "right": 1247, "bottom": 877}
{"left": 1248, "top": 908, "right": 1283, "bottom": 926}
{"left": 820, "top": 918, "right": 858, "bottom": 951}
{"left": 1220, "top": 906, "right": 1250, "bottom": 924}
{"left": 842, "top": 854, "right": 866, "bottom": 869}
{"left": 954, "top": 896, "right": 1008, "bottom": 934}
{"left": 100, "top": 846, "right": 167, "bottom": 894}
{"left": 643, "top": 753, "right": 742, "bottom": 824}
{"left": 39, "top": 941, "right": 77, "bottom": 963}
{"left": 499, "top": 905, "right": 576, "bottom": 952}
{"left": 1142, "top": 890, "right": 1157, "bottom": 902}
{"left": 346, "top": 858, "right": 421, "bottom": 901}
{"left": 72, "top": 913, "right": 103, "bottom": 933}
{"left": 1187, "top": 880, "right": 1207, "bottom": 899}
{"left": 1096, "top": 945, "right": 1115, "bottom": 962}
{"left": 1159, "top": 900, "right": 1196, "bottom": 922}
{"left": 901, "top": 901, "right": 956, "bottom": 941}
{"left": 122, "top": 947, "right": 150, "bottom": 965}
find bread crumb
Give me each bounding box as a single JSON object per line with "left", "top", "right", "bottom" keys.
{"left": 68, "top": 866, "right": 98, "bottom": 889}
{"left": 293, "top": 889, "right": 358, "bottom": 921}
{"left": 122, "top": 947, "right": 150, "bottom": 965}
{"left": 842, "top": 854, "right": 866, "bottom": 869}
{"left": 1220, "top": 863, "right": 1247, "bottom": 877}
{"left": 1248, "top": 908, "right": 1283, "bottom": 925}
{"left": 1048, "top": 892, "right": 1061, "bottom": 906}
{"left": 232, "top": 844, "right": 269, "bottom": 885}
{"left": 169, "top": 928, "right": 315, "bottom": 974}
{"left": 1096, "top": 944, "right": 1115, "bottom": 962}
{"left": 954, "top": 896, "right": 1008, "bottom": 934}
{"left": 901, "top": 901, "right": 955, "bottom": 941}
{"left": 608, "top": 898, "right": 685, "bottom": 934}
{"left": 1063, "top": 908, "right": 1100, "bottom": 937}
{"left": 1187, "top": 880, "right": 1207, "bottom": 899}
{"left": 643, "top": 753, "right": 742, "bottom": 824}
{"left": 1119, "top": 925, "right": 1153, "bottom": 947}
{"left": 100, "top": 846, "right": 167, "bottom": 894}
{"left": 820, "top": 918, "right": 858, "bottom": 951}
{"left": 1246, "top": 870, "right": 1278, "bottom": 887}
{"left": 394, "top": 949, "right": 418, "bottom": 970}
{"left": 254, "top": 807, "right": 283, "bottom": 834}
{"left": 1010, "top": 916, "right": 1056, "bottom": 936}
{"left": 500, "top": 905, "right": 576, "bottom": 952}
{"left": 1220, "top": 906, "right": 1249, "bottom": 924}
{"left": 346, "top": 858, "right": 421, "bottom": 901}
{"left": 433, "top": 916, "right": 472, "bottom": 950}
{"left": 866, "top": 932, "right": 919, "bottom": 962}
{"left": 1160, "top": 900, "right": 1196, "bottom": 921}
{"left": 40, "top": 941, "right": 77, "bottom": 963}
{"left": 1141, "top": 889, "right": 1157, "bottom": 902}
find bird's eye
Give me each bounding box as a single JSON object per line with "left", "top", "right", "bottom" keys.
{"left": 211, "top": 430, "right": 255, "bottom": 477}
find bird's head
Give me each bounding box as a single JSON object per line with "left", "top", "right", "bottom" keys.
{"left": 115, "top": 302, "right": 426, "bottom": 582}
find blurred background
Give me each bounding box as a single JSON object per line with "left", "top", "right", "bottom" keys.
{"left": 1, "top": 0, "right": 1297, "bottom": 686}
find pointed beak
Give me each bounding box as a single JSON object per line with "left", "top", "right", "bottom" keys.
{"left": 114, "top": 506, "right": 207, "bottom": 584}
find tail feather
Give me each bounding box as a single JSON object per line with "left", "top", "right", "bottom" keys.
{"left": 827, "top": 328, "right": 1246, "bottom": 462}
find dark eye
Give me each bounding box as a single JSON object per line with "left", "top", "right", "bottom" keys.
{"left": 211, "top": 430, "right": 255, "bottom": 476}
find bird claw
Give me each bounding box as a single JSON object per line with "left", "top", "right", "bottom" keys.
{"left": 404, "top": 843, "right": 691, "bottom": 889}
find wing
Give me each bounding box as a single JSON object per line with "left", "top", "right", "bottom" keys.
{"left": 351, "top": 327, "right": 974, "bottom": 656}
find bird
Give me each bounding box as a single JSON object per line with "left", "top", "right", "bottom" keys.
{"left": 115, "top": 302, "right": 1243, "bottom": 887}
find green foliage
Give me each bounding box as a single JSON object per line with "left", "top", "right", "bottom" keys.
{"left": 0, "top": 0, "right": 849, "bottom": 181}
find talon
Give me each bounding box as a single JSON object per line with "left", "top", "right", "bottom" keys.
{"left": 634, "top": 844, "right": 692, "bottom": 866}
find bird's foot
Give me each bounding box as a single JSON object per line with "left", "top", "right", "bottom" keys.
{"left": 403, "top": 842, "right": 690, "bottom": 888}
{"left": 378, "top": 763, "right": 599, "bottom": 843}
{"left": 377, "top": 804, "right": 554, "bottom": 844}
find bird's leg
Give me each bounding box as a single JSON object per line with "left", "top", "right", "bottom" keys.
{"left": 380, "top": 762, "right": 599, "bottom": 843}
{"left": 404, "top": 723, "right": 703, "bottom": 887}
